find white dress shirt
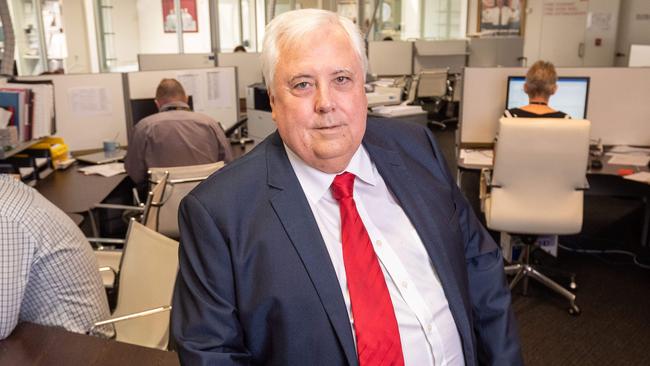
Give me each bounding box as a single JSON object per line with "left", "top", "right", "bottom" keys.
{"left": 285, "top": 145, "right": 464, "bottom": 366}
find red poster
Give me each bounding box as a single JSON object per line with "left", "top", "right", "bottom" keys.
{"left": 162, "top": 0, "right": 198, "bottom": 33}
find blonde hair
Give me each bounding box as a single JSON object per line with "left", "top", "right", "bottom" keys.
{"left": 261, "top": 9, "right": 368, "bottom": 92}
{"left": 525, "top": 60, "right": 557, "bottom": 98}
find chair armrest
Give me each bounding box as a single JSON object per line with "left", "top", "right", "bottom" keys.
{"left": 98, "top": 266, "right": 118, "bottom": 288}
{"left": 98, "top": 266, "right": 118, "bottom": 276}
{"left": 88, "top": 237, "right": 126, "bottom": 245}
{"left": 90, "top": 306, "right": 172, "bottom": 333}
{"left": 93, "top": 203, "right": 145, "bottom": 212}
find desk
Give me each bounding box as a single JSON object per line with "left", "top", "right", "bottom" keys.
{"left": 35, "top": 163, "right": 127, "bottom": 214}
{"left": 0, "top": 322, "right": 179, "bottom": 366}
{"left": 458, "top": 148, "right": 650, "bottom": 247}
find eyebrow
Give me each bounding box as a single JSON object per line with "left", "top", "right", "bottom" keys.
{"left": 287, "top": 69, "right": 355, "bottom": 84}
{"left": 288, "top": 74, "right": 314, "bottom": 85}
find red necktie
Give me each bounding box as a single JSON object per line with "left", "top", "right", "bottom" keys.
{"left": 331, "top": 172, "right": 405, "bottom": 366}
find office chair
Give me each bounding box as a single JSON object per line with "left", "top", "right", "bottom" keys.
{"left": 91, "top": 219, "right": 179, "bottom": 350}
{"left": 95, "top": 173, "right": 169, "bottom": 288}
{"left": 148, "top": 161, "right": 225, "bottom": 239}
{"left": 483, "top": 117, "right": 591, "bottom": 315}
{"left": 411, "top": 68, "right": 452, "bottom": 129}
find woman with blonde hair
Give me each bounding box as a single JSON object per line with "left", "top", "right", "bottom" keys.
{"left": 505, "top": 60, "right": 570, "bottom": 118}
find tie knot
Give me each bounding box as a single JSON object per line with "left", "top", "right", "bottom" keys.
{"left": 331, "top": 172, "right": 356, "bottom": 201}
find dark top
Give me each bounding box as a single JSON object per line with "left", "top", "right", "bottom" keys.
{"left": 504, "top": 108, "right": 570, "bottom": 119}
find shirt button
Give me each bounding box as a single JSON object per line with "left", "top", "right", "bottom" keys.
{"left": 376, "top": 240, "right": 383, "bottom": 247}
{"left": 401, "top": 280, "right": 408, "bottom": 289}
{"left": 427, "top": 324, "right": 433, "bottom": 333}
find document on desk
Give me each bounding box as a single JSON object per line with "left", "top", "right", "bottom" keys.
{"left": 78, "top": 163, "right": 125, "bottom": 177}
{"left": 370, "top": 105, "right": 425, "bottom": 117}
{"left": 623, "top": 172, "right": 650, "bottom": 184}
{"left": 608, "top": 145, "right": 650, "bottom": 154}
{"left": 606, "top": 153, "right": 650, "bottom": 166}
{"left": 460, "top": 149, "right": 494, "bottom": 166}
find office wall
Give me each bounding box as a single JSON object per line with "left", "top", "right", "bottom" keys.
{"left": 136, "top": 0, "right": 211, "bottom": 54}
{"left": 113, "top": 0, "right": 141, "bottom": 69}
{"left": 62, "top": 0, "right": 91, "bottom": 74}
{"left": 615, "top": 0, "right": 650, "bottom": 66}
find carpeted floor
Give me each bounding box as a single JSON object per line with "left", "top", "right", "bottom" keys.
{"left": 512, "top": 250, "right": 650, "bottom": 366}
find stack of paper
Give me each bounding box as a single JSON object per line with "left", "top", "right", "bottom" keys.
{"left": 78, "top": 163, "right": 125, "bottom": 177}
{"left": 623, "top": 172, "right": 650, "bottom": 184}
{"left": 460, "top": 149, "right": 494, "bottom": 166}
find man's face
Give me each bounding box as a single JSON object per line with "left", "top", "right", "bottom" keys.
{"left": 269, "top": 25, "right": 367, "bottom": 174}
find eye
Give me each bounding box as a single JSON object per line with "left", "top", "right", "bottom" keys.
{"left": 293, "top": 81, "right": 311, "bottom": 90}
{"left": 334, "top": 76, "right": 351, "bottom": 84}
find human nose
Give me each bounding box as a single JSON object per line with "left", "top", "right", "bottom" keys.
{"left": 315, "top": 84, "right": 335, "bottom": 114}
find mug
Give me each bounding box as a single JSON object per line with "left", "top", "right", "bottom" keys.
{"left": 103, "top": 140, "right": 120, "bottom": 153}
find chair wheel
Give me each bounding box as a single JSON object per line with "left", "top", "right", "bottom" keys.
{"left": 568, "top": 304, "right": 581, "bottom": 316}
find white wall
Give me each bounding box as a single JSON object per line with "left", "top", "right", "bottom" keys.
{"left": 583, "top": 0, "right": 620, "bottom": 66}
{"left": 137, "top": 0, "right": 211, "bottom": 54}
{"left": 615, "top": 0, "right": 650, "bottom": 66}
{"left": 401, "top": 0, "right": 420, "bottom": 39}
{"left": 62, "top": 0, "right": 91, "bottom": 73}
{"left": 113, "top": 0, "right": 141, "bottom": 68}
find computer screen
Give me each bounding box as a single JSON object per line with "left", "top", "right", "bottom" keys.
{"left": 130, "top": 96, "right": 194, "bottom": 126}
{"left": 505, "top": 76, "right": 590, "bottom": 119}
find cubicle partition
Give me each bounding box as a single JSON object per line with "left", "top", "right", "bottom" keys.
{"left": 217, "top": 52, "right": 263, "bottom": 99}
{"left": 460, "top": 67, "right": 650, "bottom": 146}
{"left": 467, "top": 37, "right": 524, "bottom": 68}
{"left": 126, "top": 67, "right": 239, "bottom": 135}
{"left": 368, "top": 41, "right": 414, "bottom": 76}
{"left": 413, "top": 39, "right": 468, "bottom": 74}
{"left": 138, "top": 53, "right": 216, "bottom": 71}
{"left": 20, "top": 73, "right": 129, "bottom": 151}
{"left": 628, "top": 45, "right": 650, "bottom": 67}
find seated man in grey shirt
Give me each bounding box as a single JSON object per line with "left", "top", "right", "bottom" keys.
{"left": 0, "top": 174, "right": 111, "bottom": 339}
{"left": 124, "top": 78, "right": 234, "bottom": 185}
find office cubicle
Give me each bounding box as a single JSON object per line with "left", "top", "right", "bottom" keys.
{"left": 459, "top": 67, "right": 650, "bottom": 146}
{"left": 368, "top": 41, "right": 414, "bottom": 76}
{"left": 413, "top": 39, "right": 468, "bottom": 74}
{"left": 20, "top": 73, "right": 129, "bottom": 151}
{"left": 217, "top": 52, "right": 263, "bottom": 98}
{"left": 126, "top": 67, "right": 239, "bottom": 135}
{"left": 138, "top": 53, "right": 216, "bottom": 71}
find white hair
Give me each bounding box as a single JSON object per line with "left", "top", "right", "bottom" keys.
{"left": 261, "top": 9, "right": 368, "bottom": 93}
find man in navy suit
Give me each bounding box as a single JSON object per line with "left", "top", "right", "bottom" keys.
{"left": 172, "top": 8, "right": 523, "bottom": 366}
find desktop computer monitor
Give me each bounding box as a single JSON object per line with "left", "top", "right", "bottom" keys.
{"left": 130, "top": 96, "right": 194, "bottom": 126}
{"left": 505, "top": 76, "right": 590, "bottom": 119}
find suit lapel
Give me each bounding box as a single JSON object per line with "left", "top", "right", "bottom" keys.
{"left": 362, "top": 133, "right": 474, "bottom": 351}
{"left": 265, "top": 133, "right": 358, "bottom": 366}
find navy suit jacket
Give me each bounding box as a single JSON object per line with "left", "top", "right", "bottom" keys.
{"left": 171, "top": 118, "right": 523, "bottom": 365}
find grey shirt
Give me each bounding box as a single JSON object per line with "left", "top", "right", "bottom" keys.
{"left": 0, "top": 174, "right": 111, "bottom": 339}
{"left": 124, "top": 102, "right": 234, "bottom": 184}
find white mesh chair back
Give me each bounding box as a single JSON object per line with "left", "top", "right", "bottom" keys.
{"left": 416, "top": 68, "right": 449, "bottom": 98}
{"left": 485, "top": 118, "right": 591, "bottom": 235}
{"left": 112, "top": 221, "right": 179, "bottom": 349}
{"left": 149, "top": 161, "right": 225, "bottom": 238}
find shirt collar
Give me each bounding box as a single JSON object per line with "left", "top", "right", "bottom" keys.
{"left": 285, "top": 143, "right": 377, "bottom": 204}
{"left": 159, "top": 101, "right": 191, "bottom": 112}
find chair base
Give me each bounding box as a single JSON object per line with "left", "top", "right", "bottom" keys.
{"left": 505, "top": 262, "right": 581, "bottom": 316}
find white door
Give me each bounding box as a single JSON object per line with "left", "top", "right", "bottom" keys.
{"left": 524, "top": 0, "right": 620, "bottom": 67}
